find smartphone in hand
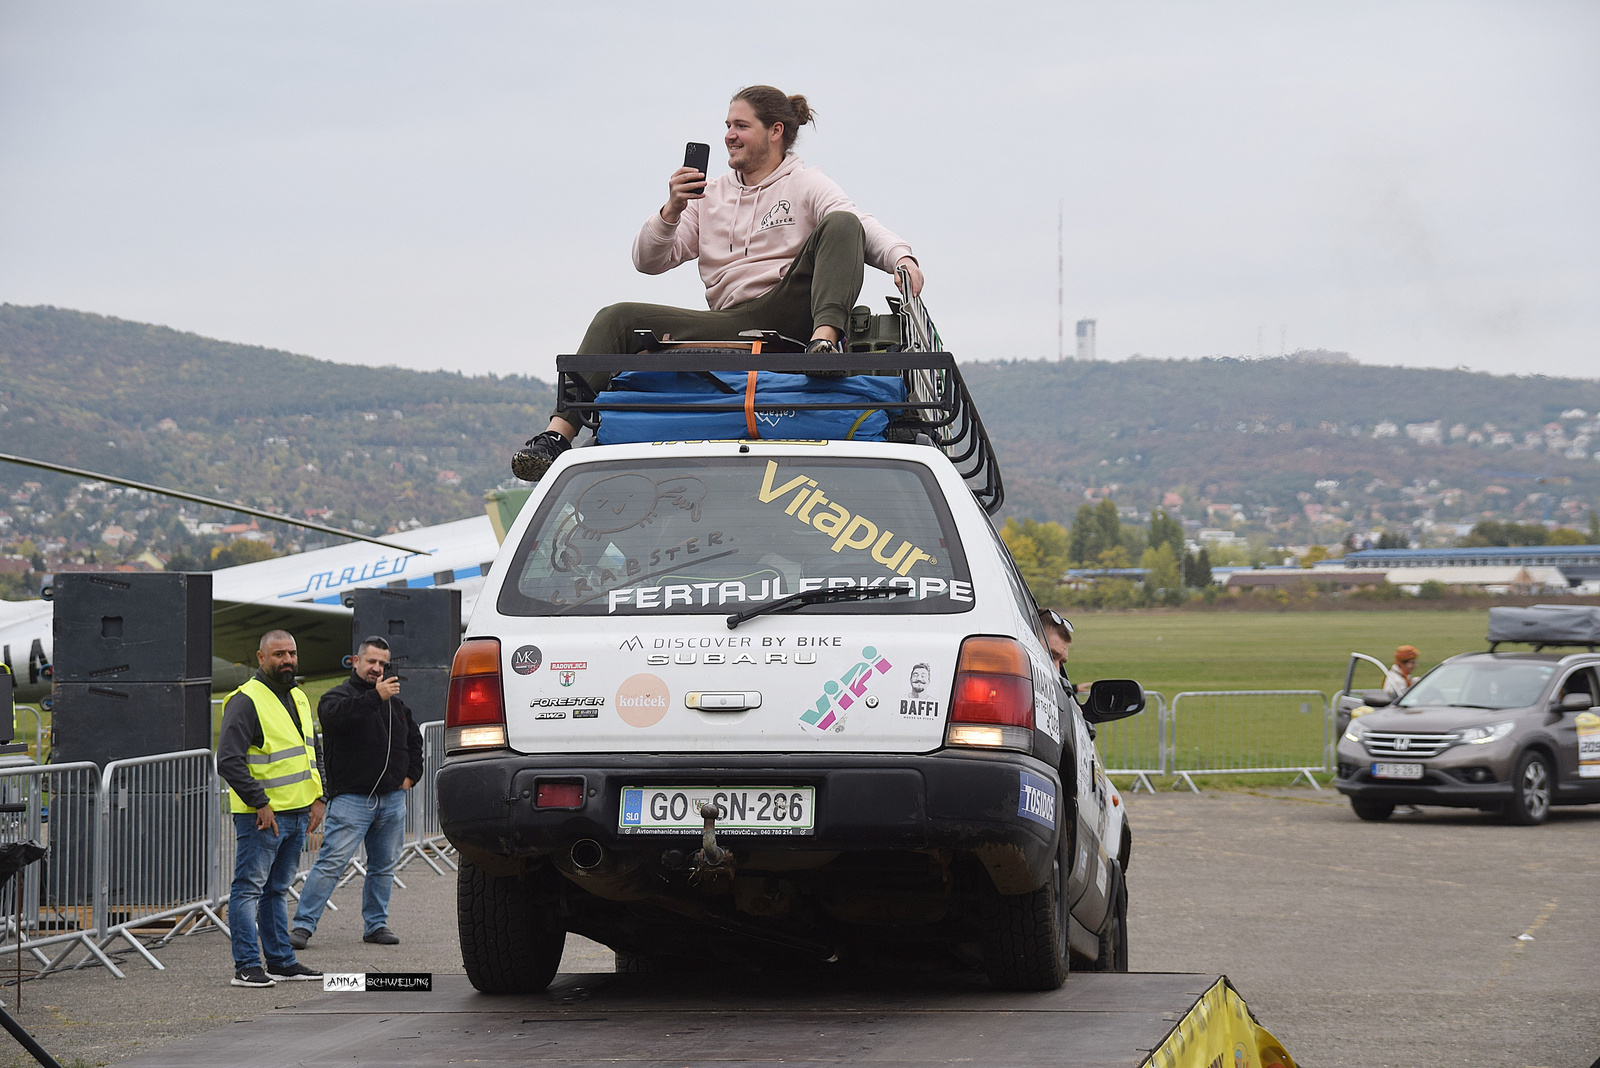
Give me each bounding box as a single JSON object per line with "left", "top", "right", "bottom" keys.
{"left": 683, "top": 142, "right": 710, "bottom": 192}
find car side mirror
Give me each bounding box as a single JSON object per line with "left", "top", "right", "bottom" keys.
{"left": 1084, "top": 679, "right": 1145, "bottom": 723}
{"left": 1558, "top": 692, "right": 1593, "bottom": 711}
{"left": 1356, "top": 690, "right": 1392, "bottom": 707}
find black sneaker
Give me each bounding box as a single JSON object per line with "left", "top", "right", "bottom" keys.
{"left": 363, "top": 926, "right": 401, "bottom": 945}
{"left": 289, "top": 927, "right": 312, "bottom": 950}
{"left": 803, "top": 338, "right": 848, "bottom": 377}
{"left": 511, "top": 431, "right": 571, "bottom": 482}
{"left": 267, "top": 961, "right": 323, "bottom": 982}
{"left": 231, "top": 965, "right": 276, "bottom": 988}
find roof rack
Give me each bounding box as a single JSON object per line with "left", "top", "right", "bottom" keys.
{"left": 553, "top": 270, "right": 1005, "bottom": 515}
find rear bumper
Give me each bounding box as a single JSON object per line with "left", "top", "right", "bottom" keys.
{"left": 438, "top": 748, "right": 1063, "bottom": 891}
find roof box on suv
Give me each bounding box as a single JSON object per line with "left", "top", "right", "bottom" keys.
{"left": 1487, "top": 604, "right": 1600, "bottom": 649}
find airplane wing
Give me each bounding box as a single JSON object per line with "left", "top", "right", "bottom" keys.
{"left": 212, "top": 598, "right": 354, "bottom": 676}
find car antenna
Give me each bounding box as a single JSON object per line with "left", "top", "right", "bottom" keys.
{"left": 0, "top": 450, "right": 432, "bottom": 555}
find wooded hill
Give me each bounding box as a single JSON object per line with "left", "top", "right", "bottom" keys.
{"left": 1, "top": 304, "right": 1597, "bottom": 572}
{"left": 962, "top": 355, "right": 1600, "bottom": 538}
{"left": 0, "top": 304, "right": 553, "bottom": 560}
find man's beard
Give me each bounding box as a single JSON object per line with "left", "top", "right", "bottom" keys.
{"left": 270, "top": 665, "right": 296, "bottom": 685}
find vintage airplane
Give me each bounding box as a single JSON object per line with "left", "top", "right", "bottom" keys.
{"left": 0, "top": 452, "right": 529, "bottom": 701}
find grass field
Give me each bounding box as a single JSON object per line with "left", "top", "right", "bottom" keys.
{"left": 1065, "top": 608, "right": 1496, "bottom": 788}
{"left": 1064, "top": 608, "right": 1493, "bottom": 697}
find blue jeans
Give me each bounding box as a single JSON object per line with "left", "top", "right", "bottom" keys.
{"left": 230, "top": 809, "right": 309, "bottom": 971}
{"left": 293, "top": 791, "right": 406, "bottom": 937}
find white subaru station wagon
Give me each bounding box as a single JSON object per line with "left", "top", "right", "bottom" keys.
{"left": 438, "top": 357, "right": 1143, "bottom": 993}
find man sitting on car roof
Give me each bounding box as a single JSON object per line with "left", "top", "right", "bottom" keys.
{"left": 512, "top": 85, "right": 923, "bottom": 482}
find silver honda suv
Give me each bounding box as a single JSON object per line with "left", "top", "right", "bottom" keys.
{"left": 1334, "top": 651, "right": 1600, "bottom": 824}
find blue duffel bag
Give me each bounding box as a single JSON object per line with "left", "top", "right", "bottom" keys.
{"left": 594, "top": 370, "right": 907, "bottom": 444}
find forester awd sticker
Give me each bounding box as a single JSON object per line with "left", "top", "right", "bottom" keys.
{"left": 800, "top": 646, "right": 892, "bottom": 734}
{"left": 1018, "top": 771, "right": 1057, "bottom": 829}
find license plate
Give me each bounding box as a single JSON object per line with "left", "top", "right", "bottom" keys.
{"left": 619, "top": 786, "right": 815, "bottom": 835}
{"left": 1372, "top": 762, "right": 1424, "bottom": 779}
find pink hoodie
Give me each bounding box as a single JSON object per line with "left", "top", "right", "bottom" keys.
{"left": 632, "top": 153, "right": 915, "bottom": 311}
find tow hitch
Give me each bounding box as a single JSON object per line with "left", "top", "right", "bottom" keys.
{"left": 691, "top": 802, "right": 735, "bottom": 889}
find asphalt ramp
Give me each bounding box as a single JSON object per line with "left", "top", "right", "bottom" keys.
{"left": 112, "top": 970, "right": 1228, "bottom": 1067}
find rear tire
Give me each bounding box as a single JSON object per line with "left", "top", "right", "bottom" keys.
{"left": 980, "top": 859, "right": 1070, "bottom": 991}
{"left": 457, "top": 859, "right": 565, "bottom": 994}
{"left": 1504, "top": 751, "right": 1553, "bottom": 826}
{"left": 1351, "top": 799, "right": 1394, "bottom": 822}
{"left": 1093, "top": 866, "right": 1129, "bottom": 972}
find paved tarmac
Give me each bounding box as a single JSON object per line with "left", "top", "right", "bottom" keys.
{"left": 0, "top": 789, "right": 1593, "bottom": 1067}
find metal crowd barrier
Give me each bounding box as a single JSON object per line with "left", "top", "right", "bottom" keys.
{"left": 95, "top": 750, "right": 226, "bottom": 974}
{"left": 1095, "top": 690, "right": 1167, "bottom": 794}
{"left": 0, "top": 761, "right": 123, "bottom": 978}
{"left": 399, "top": 721, "right": 455, "bottom": 875}
{"left": 1167, "top": 691, "right": 1331, "bottom": 793}
{"left": 11, "top": 706, "right": 46, "bottom": 764}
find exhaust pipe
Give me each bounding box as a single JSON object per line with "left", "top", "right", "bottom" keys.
{"left": 569, "top": 839, "right": 605, "bottom": 871}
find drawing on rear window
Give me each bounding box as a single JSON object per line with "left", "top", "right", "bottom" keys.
{"left": 497, "top": 458, "right": 971, "bottom": 617}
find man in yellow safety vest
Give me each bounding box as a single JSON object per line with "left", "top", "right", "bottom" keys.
{"left": 216, "top": 629, "right": 328, "bottom": 987}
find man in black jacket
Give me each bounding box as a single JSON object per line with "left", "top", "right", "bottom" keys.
{"left": 290, "top": 636, "right": 423, "bottom": 948}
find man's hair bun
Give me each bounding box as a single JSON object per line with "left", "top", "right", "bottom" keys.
{"left": 732, "top": 86, "right": 816, "bottom": 152}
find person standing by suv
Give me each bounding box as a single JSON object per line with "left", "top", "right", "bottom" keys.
{"left": 512, "top": 85, "right": 925, "bottom": 481}
{"left": 290, "top": 636, "right": 423, "bottom": 949}
{"left": 1384, "top": 645, "right": 1421, "bottom": 700}
{"left": 216, "top": 629, "right": 325, "bottom": 988}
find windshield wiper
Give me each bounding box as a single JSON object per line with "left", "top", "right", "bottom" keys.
{"left": 726, "top": 585, "right": 899, "bottom": 630}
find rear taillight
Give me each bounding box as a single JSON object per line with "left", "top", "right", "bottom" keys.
{"left": 446, "top": 638, "right": 507, "bottom": 751}
{"left": 946, "top": 635, "right": 1034, "bottom": 752}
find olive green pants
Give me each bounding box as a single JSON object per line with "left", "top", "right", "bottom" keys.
{"left": 554, "top": 210, "right": 866, "bottom": 426}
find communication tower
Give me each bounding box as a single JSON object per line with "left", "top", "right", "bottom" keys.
{"left": 1075, "top": 319, "right": 1096, "bottom": 361}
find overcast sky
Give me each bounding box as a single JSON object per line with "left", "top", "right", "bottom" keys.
{"left": 2, "top": 2, "right": 1596, "bottom": 382}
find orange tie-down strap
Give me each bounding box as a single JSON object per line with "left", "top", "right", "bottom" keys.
{"left": 744, "top": 338, "right": 763, "bottom": 439}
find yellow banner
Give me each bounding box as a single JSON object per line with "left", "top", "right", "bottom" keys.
{"left": 1145, "top": 978, "right": 1297, "bottom": 1068}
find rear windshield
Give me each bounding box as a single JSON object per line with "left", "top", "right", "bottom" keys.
{"left": 498, "top": 456, "right": 971, "bottom": 617}
{"left": 1398, "top": 660, "right": 1555, "bottom": 710}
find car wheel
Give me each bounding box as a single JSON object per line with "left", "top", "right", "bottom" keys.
{"left": 1504, "top": 751, "right": 1553, "bottom": 826}
{"left": 980, "top": 858, "right": 1069, "bottom": 991}
{"left": 457, "top": 859, "right": 565, "bottom": 994}
{"left": 1094, "top": 865, "right": 1129, "bottom": 972}
{"left": 1351, "top": 799, "right": 1395, "bottom": 822}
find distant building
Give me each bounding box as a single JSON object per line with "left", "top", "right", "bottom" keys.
{"left": 1223, "top": 569, "right": 1383, "bottom": 594}
{"left": 1327, "top": 545, "right": 1600, "bottom": 588}
{"left": 1075, "top": 319, "right": 1096, "bottom": 361}
{"left": 1404, "top": 421, "right": 1442, "bottom": 445}
{"left": 1197, "top": 528, "right": 1246, "bottom": 549}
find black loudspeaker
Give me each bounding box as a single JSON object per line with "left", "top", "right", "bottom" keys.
{"left": 399, "top": 666, "right": 450, "bottom": 725}
{"left": 51, "top": 682, "right": 213, "bottom": 767}
{"left": 52, "top": 573, "right": 212, "bottom": 683}
{"left": 349, "top": 588, "right": 461, "bottom": 670}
